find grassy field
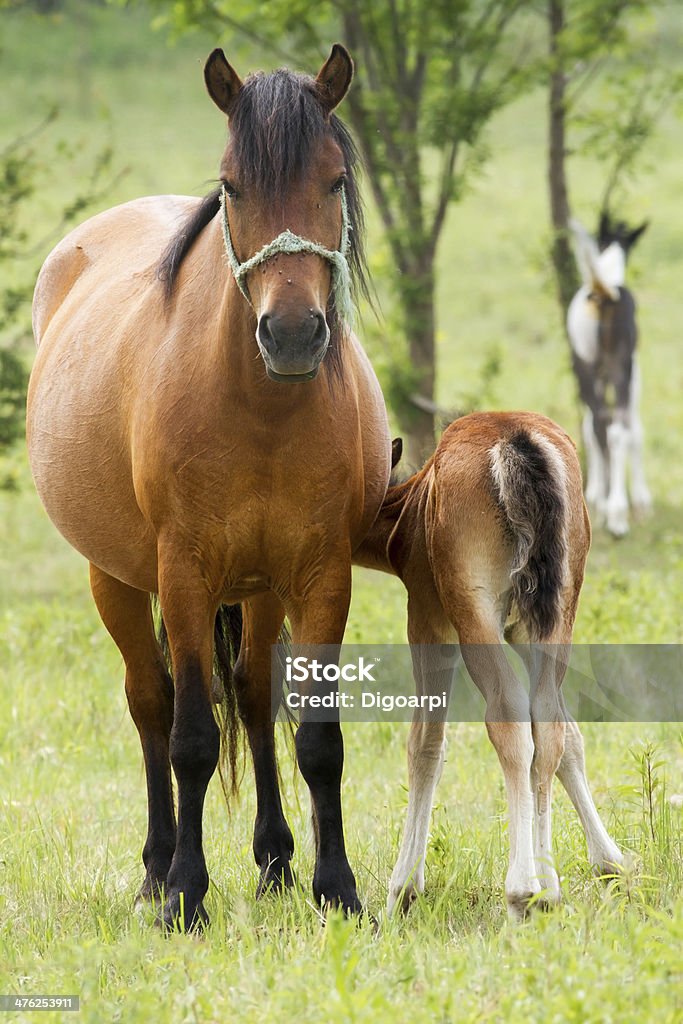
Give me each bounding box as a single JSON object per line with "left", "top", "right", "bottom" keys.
{"left": 1, "top": 3, "right": 683, "bottom": 1022}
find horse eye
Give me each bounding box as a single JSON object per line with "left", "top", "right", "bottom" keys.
{"left": 222, "top": 181, "right": 239, "bottom": 200}
{"left": 331, "top": 175, "right": 346, "bottom": 194}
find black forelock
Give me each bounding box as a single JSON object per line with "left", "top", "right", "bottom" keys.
{"left": 157, "top": 65, "right": 370, "bottom": 321}
{"left": 228, "top": 70, "right": 328, "bottom": 197}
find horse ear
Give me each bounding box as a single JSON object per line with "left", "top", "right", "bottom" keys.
{"left": 391, "top": 437, "right": 403, "bottom": 469}
{"left": 315, "top": 44, "right": 353, "bottom": 114}
{"left": 626, "top": 221, "right": 649, "bottom": 249}
{"left": 204, "top": 49, "right": 243, "bottom": 117}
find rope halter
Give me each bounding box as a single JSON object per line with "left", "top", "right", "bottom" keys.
{"left": 219, "top": 186, "right": 354, "bottom": 325}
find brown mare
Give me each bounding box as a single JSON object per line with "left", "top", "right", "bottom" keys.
{"left": 355, "top": 413, "right": 623, "bottom": 919}
{"left": 27, "top": 46, "right": 391, "bottom": 929}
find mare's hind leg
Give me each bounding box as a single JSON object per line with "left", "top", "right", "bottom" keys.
{"left": 89, "top": 564, "right": 176, "bottom": 900}
{"left": 388, "top": 594, "right": 457, "bottom": 915}
{"left": 235, "top": 593, "right": 294, "bottom": 897}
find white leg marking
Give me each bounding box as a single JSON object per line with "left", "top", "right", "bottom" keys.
{"left": 606, "top": 419, "right": 631, "bottom": 536}
{"left": 387, "top": 721, "right": 446, "bottom": 915}
{"left": 582, "top": 411, "right": 607, "bottom": 513}
{"left": 556, "top": 721, "right": 623, "bottom": 872}
{"left": 495, "top": 720, "right": 540, "bottom": 920}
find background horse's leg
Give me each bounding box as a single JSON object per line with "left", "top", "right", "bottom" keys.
{"left": 606, "top": 410, "right": 631, "bottom": 536}
{"left": 288, "top": 566, "right": 360, "bottom": 914}
{"left": 387, "top": 595, "right": 457, "bottom": 915}
{"left": 628, "top": 361, "right": 652, "bottom": 516}
{"left": 158, "top": 561, "right": 218, "bottom": 930}
{"left": 89, "top": 564, "right": 176, "bottom": 901}
{"left": 582, "top": 410, "right": 607, "bottom": 513}
{"left": 235, "top": 593, "right": 294, "bottom": 897}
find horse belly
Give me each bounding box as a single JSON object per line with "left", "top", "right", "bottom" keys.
{"left": 27, "top": 318, "right": 159, "bottom": 592}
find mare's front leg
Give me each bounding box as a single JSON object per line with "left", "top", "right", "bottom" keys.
{"left": 235, "top": 593, "right": 295, "bottom": 896}
{"left": 288, "top": 564, "right": 361, "bottom": 914}
{"left": 158, "top": 556, "right": 219, "bottom": 931}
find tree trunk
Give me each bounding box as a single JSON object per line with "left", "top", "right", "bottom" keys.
{"left": 548, "top": 0, "right": 579, "bottom": 319}
{"left": 395, "top": 259, "right": 437, "bottom": 468}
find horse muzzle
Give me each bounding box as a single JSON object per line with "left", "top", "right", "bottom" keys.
{"left": 256, "top": 310, "right": 330, "bottom": 383}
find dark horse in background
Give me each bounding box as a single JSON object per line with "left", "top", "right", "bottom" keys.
{"left": 567, "top": 212, "right": 650, "bottom": 537}
{"left": 27, "top": 45, "right": 391, "bottom": 929}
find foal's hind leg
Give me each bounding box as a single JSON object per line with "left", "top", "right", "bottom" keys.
{"left": 555, "top": 704, "right": 623, "bottom": 875}
{"left": 513, "top": 635, "right": 567, "bottom": 907}
{"left": 456, "top": 611, "right": 539, "bottom": 921}
{"left": 387, "top": 595, "right": 457, "bottom": 915}
{"left": 89, "top": 565, "right": 176, "bottom": 900}
{"left": 234, "top": 593, "right": 294, "bottom": 897}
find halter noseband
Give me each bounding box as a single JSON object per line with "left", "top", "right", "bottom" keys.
{"left": 219, "top": 187, "right": 354, "bottom": 324}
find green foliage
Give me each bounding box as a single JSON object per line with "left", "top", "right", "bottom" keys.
{"left": 0, "top": 95, "right": 123, "bottom": 481}
{"left": 552, "top": 1, "right": 683, "bottom": 221}
{"left": 2, "top": 7, "right": 683, "bottom": 1015}
{"left": 144, "top": 0, "right": 533, "bottom": 451}
{"left": 0, "top": 349, "right": 27, "bottom": 459}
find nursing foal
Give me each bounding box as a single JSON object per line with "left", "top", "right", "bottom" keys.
{"left": 355, "top": 412, "right": 623, "bottom": 920}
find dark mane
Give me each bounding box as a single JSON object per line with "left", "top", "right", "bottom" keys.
{"left": 157, "top": 187, "right": 222, "bottom": 299}
{"left": 156, "top": 68, "right": 370, "bottom": 319}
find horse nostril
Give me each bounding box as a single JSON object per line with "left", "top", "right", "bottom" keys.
{"left": 311, "top": 312, "right": 328, "bottom": 353}
{"left": 257, "top": 313, "right": 278, "bottom": 354}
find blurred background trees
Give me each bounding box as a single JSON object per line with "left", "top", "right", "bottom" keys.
{"left": 143, "top": 0, "right": 682, "bottom": 461}
{"left": 1, "top": 0, "right": 681, "bottom": 466}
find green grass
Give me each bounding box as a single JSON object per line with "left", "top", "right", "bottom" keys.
{"left": 2, "top": 3, "right": 683, "bottom": 1022}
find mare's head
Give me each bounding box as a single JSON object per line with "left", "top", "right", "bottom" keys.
{"left": 597, "top": 212, "right": 648, "bottom": 259}
{"left": 204, "top": 45, "right": 367, "bottom": 382}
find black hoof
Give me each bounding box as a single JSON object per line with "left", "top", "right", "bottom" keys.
{"left": 136, "top": 872, "right": 168, "bottom": 905}
{"left": 256, "top": 858, "right": 296, "bottom": 900}
{"left": 158, "top": 890, "right": 209, "bottom": 933}
{"left": 314, "top": 872, "right": 363, "bottom": 917}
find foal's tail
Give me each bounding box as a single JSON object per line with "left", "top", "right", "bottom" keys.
{"left": 489, "top": 430, "right": 569, "bottom": 641}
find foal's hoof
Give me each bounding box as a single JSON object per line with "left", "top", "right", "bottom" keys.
{"left": 387, "top": 879, "right": 421, "bottom": 917}
{"left": 256, "top": 859, "right": 296, "bottom": 900}
{"left": 505, "top": 886, "right": 544, "bottom": 922}
{"left": 158, "top": 890, "right": 209, "bottom": 933}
